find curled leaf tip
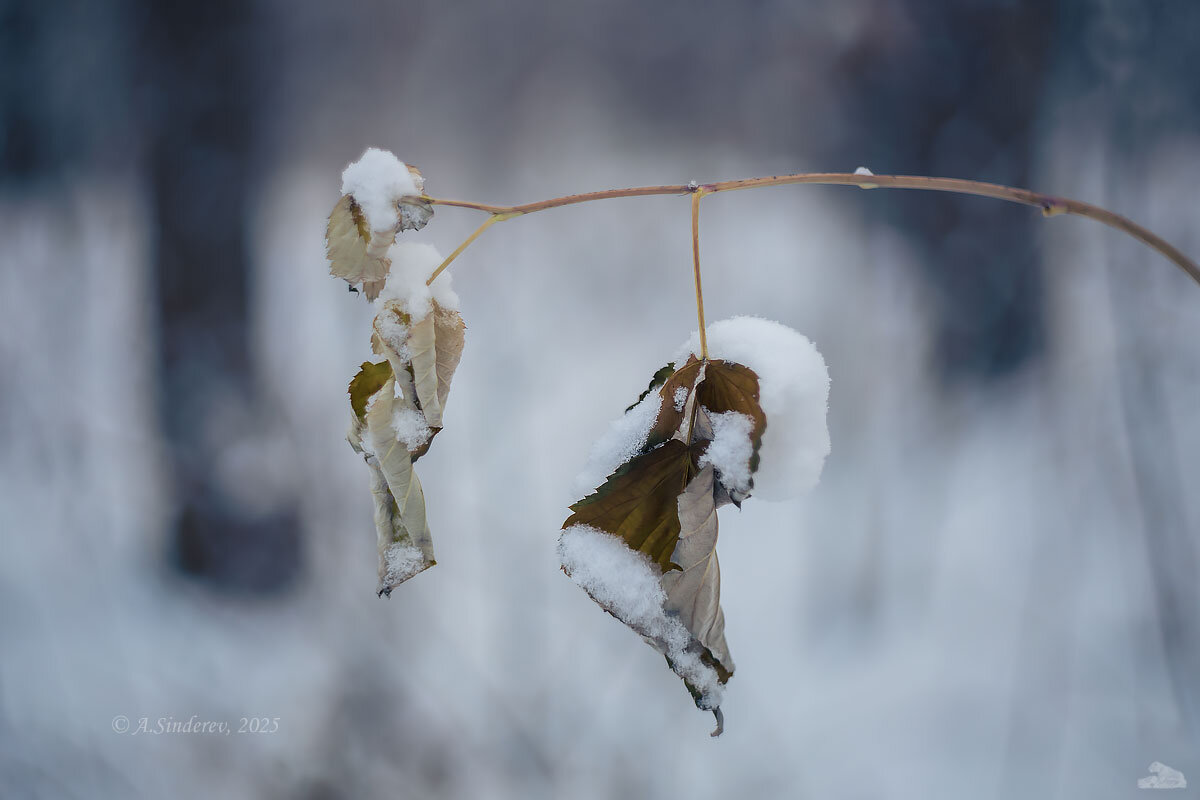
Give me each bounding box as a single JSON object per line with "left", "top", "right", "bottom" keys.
{"left": 710, "top": 707, "right": 724, "bottom": 737}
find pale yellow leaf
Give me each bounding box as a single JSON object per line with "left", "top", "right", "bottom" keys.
{"left": 365, "top": 375, "right": 435, "bottom": 594}
{"left": 325, "top": 194, "right": 398, "bottom": 299}
{"left": 406, "top": 302, "right": 466, "bottom": 429}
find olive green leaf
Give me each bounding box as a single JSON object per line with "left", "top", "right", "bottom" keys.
{"left": 626, "top": 361, "right": 675, "bottom": 412}
{"left": 565, "top": 439, "right": 697, "bottom": 572}
{"left": 349, "top": 360, "right": 393, "bottom": 421}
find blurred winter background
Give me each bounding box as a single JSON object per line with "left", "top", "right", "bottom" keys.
{"left": 2, "top": 1, "right": 1199, "bottom": 797}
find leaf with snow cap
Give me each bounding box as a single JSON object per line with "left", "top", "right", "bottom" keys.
{"left": 562, "top": 440, "right": 735, "bottom": 730}
{"left": 643, "top": 356, "right": 765, "bottom": 487}
{"left": 364, "top": 374, "right": 436, "bottom": 595}
{"left": 346, "top": 360, "right": 437, "bottom": 595}
{"left": 371, "top": 300, "right": 465, "bottom": 447}
{"left": 372, "top": 302, "right": 414, "bottom": 381}
{"left": 678, "top": 317, "right": 831, "bottom": 501}
{"left": 328, "top": 150, "right": 434, "bottom": 300}
{"left": 692, "top": 359, "right": 766, "bottom": 504}
{"left": 562, "top": 355, "right": 771, "bottom": 733}
{"left": 558, "top": 521, "right": 730, "bottom": 735}
{"left": 325, "top": 196, "right": 397, "bottom": 301}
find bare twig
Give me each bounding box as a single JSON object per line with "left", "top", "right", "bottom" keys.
{"left": 691, "top": 187, "right": 709, "bottom": 361}
{"left": 422, "top": 172, "right": 1200, "bottom": 287}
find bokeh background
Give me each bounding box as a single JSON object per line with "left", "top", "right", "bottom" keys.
{"left": 2, "top": 1, "right": 1199, "bottom": 797}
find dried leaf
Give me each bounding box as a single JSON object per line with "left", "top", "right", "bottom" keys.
{"left": 695, "top": 359, "right": 766, "bottom": 480}
{"left": 326, "top": 194, "right": 397, "bottom": 300}
{"left": 663, "top": 465, "right": 734, "bottom": 682}
{"left": 645, "top": 357, "right": 704, "bottom": 450}
{"left": 399, "top": 165, "right": 434, "bottom": 231}
{"left": 561, "top": 448, "right": 734, "bottom": 725}
{"left": 365, "top": 375, "right": 435, "bottom": 595}
{"left": 372, "top": 303, "right": 412, "bottom": 380}
{"left": 399, "top": 198, "right": 434, "bottom": 232}
{"left": 565, "top": 439, "right": 697, "bottom": 572}
{"left": 626, "top": 361, "right": 675, "bottom": 412}
{"left": 562, "top": 356, "right": 768, "bottom": 730}
{"left": 643, "top": 356, "right": 763, "bottom": 460}
{"left": 432, "top": 306, "right": 466, "bottom": 414}
{"left": 371, "top": 300, "right": 465, "bottom": 435}
{"left": 407, "top": 303, "right": 466, "bottom": 429}
{"left": 349, "top": 360, "right": 393, "bottom": 422}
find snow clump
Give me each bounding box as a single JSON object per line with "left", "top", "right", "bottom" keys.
{"left": 340, "top": 148, "right": 422, "bottom": 232}
{"left": 558, "top": 525, "right": 724, "bottom": 708}
{"left": 374, "top": 242, "right": 459, "bottom": 322}
{"left": 676, "top": 316, "right": 830, "bottom": 501}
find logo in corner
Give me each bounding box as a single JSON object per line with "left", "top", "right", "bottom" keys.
{"left": 1139, "top": 762, "right": 1187, "bottom": 790}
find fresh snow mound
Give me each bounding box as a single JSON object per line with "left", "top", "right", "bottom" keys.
{"left": 392, "top": 407, "right": 432, "bottom": 451}
{"left": 374, "top": 314, "right": 410, "bottom": 364}
{"left": 558, "top": 525, "right": 724, "bottom": 708}
{"left": 677, "top": 316, "right": 830, "bottom": 501}
{"left": 698, "top": 411, "right": 754, "bottom": 495}
{"left": 340, "top": 148, "right": 422, "bottom": 232}
{"left": 573, "top": 392, "right": 660, "bottom": 496}
{"left": 375, "top": 242, "right": 459, "bottom": 321}
{"left": 383, "top": 541, "right": 426, "bottom": 585}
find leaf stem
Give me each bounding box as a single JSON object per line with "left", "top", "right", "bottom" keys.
{"left": 691, "top": 188, "right": 709, "bottom": 361}
{"left": 426, "top": 213, "right": 516, "bottom": 286}
{"left": 422, "top": 172, "right": 1200, "bottom": 287}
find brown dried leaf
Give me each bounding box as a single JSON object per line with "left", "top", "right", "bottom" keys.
{"left": 562, "top": 356, "right": 768, "bottom": 729}
{"left": 663, "top": 465, "right": 734, "bottom": 682}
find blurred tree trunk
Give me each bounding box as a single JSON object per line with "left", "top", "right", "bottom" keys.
{"left": 140, "top": 0, "right": 300, "bottom": 593}
{"left": 837, "top": 0, "right": 1054, "bottom": 381}
{"left": 1077, "top": 0, "right": 1200, "bottom": 738}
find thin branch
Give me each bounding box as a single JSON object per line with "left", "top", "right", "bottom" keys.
{"left": 426, "top": 213, "right": 510, "bottom": 286}
{"left": 423, "top": 172, "right": 1200, "bottom": 287}
{"left": 691, "top": 189, "right": 709, "bottom": 361}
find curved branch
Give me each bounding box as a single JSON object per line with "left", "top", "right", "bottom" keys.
{"left": 424, "top": 173, "right": 1200, "bottom": 287}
